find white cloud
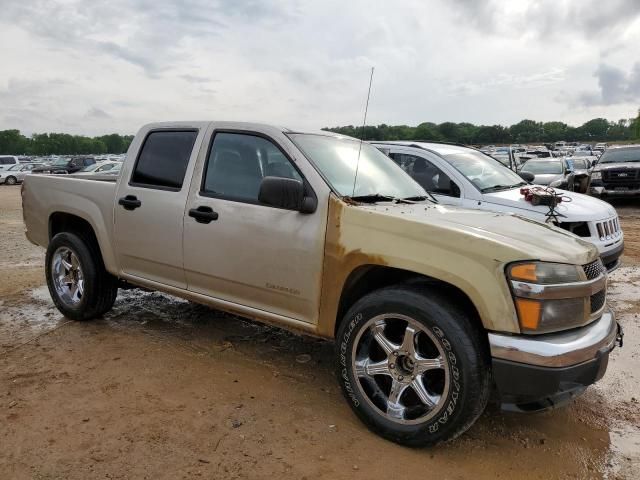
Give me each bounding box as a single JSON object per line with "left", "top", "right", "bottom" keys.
{"left": 0, "top": 0, "right": 639, "bottom": 136}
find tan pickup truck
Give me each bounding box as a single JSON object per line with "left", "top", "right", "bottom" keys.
{"left": 22, "top": 122, "right": 622, "bottom": 446}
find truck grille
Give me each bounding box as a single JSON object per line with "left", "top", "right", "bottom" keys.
{"left": 583, "top": 259, "right": 605, "bottom": 280}
{"left": 595, "top": 216, "right": 621, "bottom": 241}
{"left": 602, "top": 169, "right": 640, "bottom": 188}
{"left": 583, "top": 260, "right": 606, "bottom": 314}
{"left": 590, "top": 290, "right": 606, "bottom": 313}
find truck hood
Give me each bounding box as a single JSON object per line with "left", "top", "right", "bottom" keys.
{"left": 594, "top": 162, "right": 640, "bottom": 171}
{"left": 357, "top": 202, "right": 598, "bottom": 266}
{"left": 482, "top": 186, "right": 616, "bottom": 222}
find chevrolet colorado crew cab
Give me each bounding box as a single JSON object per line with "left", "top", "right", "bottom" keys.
{"left": 22, "top": 122, "right": 622, "bottom": 446}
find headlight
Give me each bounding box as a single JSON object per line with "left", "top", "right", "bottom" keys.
{"left": 549, "top": 179, "right": 563, "bottom": 187}
{"left": 507, "top": 261, "right": 606, "bottom": 334}
{"left": 591, "top": 171, "right": 602, "bottom": 180}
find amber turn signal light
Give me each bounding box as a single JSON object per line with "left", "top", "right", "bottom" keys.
{"left": 514, "top": 298, "right": 541, "bottom": 331}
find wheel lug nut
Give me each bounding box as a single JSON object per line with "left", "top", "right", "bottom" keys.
{"left": 398, "top": 376, "right": 404, "bottom": 381}
{"left": 389, "top": 364, "right": 395, "bottom": 369}
{"left": 393, "top": 352, "right": 398, "bottom": 356}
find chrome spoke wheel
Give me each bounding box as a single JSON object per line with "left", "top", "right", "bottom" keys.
{"left": 352, "top": 314, "right": 449, "bottom": 425}
{"left": 51, "top": 247, "right": 84, "bottom": 307}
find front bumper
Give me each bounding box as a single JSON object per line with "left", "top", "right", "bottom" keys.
{"left": 488, "top": 309, "right": 621, "bottom": 411}
{"left": 601, "top": 242, "right": 624, "bottom": 271}
{"left": 590, "top": 185, "right": 640, "bottom": 197}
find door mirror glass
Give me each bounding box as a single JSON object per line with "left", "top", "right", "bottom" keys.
{"left": 258, "top": 176, "right": 308, "bottom": 211}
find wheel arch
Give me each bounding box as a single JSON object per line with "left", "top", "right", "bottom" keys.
{"left": 48, "top": 212, "right": 114, "bottom": 274}
{"left": 334, "top": 264, "right": 487, "bottom": 343}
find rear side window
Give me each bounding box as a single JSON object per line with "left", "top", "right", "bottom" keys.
{"left": 0, "top": 157, "right": 16, "bottom": 165}
{"left": 131, "top": 130, "right": 197, "bottom": 190}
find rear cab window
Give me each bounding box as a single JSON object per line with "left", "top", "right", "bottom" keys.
{"left": 130, "top": 130, "right": 198, "bottom": 190}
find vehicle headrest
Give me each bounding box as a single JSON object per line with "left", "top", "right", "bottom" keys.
{"left": 413, "top": 158, "right": 427, "bottom": 172}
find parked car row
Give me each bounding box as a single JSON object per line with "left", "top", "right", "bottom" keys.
{"left": 0, "top": 155, "right": 125, "bottom": 184}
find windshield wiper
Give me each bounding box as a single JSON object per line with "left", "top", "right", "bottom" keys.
{"left": 480, "top": 183, "right": 525, "bottom": 193}
{"left": 402, "top": 194, "right": 438, "bottom": 204}
{"left": 347, "top": 193, "right": 414, "bottom": 204}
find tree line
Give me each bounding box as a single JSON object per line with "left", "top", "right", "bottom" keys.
{"left": 0, "top": 130, "right": 134, "bottom": 155}
{"left": 324, "top": 112, "right": 640, "bottom": 145}
{"left": 2, "top": 112, "right": 639, "bottom": 155}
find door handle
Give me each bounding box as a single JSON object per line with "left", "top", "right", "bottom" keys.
{"left": 118, "top": 195, "right": 142, "bottom": 210}
{"left": 188, "top": 206, "right": 219, "bottom": 224}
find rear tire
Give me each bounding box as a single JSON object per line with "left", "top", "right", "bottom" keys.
{"left": 336, "top": 285, "right": 490, "bottom": 446}
{"left": 45, "top": 232, "right": 118, "bottom": 321}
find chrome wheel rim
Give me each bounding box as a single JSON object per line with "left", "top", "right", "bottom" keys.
{"left": 51, "top": 247, "right": 84, "bottom": 307}
{"left": 351, "top": 314, "right": 449, "bottom": 425}
{"left": 6, "top": 177, "right": 16, "bottom": 185}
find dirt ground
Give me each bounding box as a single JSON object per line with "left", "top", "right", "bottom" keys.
{"left": 1, "top": 186, "right": 638, "bottom": 480}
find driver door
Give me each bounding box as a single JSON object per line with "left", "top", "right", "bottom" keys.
{"left": 388, "top": 150, "right": 464, "bottom": 206}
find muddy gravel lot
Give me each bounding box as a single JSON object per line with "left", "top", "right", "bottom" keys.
{"left": 1, "top": 186, "right": 639, "bottom": 479}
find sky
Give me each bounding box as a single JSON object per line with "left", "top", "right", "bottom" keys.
{"left": 0, "top": 0, "right": 639, "bottom": 136}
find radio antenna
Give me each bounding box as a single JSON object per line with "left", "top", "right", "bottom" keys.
{"left": 351, "top": 66, "right": 375, "bottom": 197}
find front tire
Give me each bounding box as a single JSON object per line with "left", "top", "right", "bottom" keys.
{"left": 45, "top": 232, "right": 118, "bottom": 321}
{"left": 336, "top": 285, "right": 490, "bottom": 446}
{"left": 5, "top": 176, "right": 17, "bottom": 185}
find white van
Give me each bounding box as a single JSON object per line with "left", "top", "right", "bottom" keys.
{"left": 0, "top": 156, "right": 19, "bottom": 171}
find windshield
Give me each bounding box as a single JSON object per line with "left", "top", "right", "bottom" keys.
{"left": 570, "top": 158, "right": 589, "bottom": 169}
{"left": 8, "top": 164, "right": 22, "bottom": 171}
{"left": 599, "top": 147, "right": 640, "bottom": 164}
{"left": 442, "top": 151, "right": 524, "bottom": 192}
{"left": 81, "top": 163, "right": 100, "bottom": 172}
{"left": 572, "top": 151, "right": 591, "bottom": 157}
{"left": 522, "top": 160, "right": 563, "bottom": 174}
{"left": 288, "top": 134, "right": 426, "bottom": 199}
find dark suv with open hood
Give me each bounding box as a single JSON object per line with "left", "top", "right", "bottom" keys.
{"left": 590, "top": 146, "right": 640, "bottom": 197}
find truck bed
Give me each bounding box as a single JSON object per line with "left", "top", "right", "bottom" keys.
{"left": 22, "top": 174, "right": 119, "bottom": 270}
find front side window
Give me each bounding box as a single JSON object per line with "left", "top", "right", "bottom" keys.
{"left": 131, "top": 130, "right": 197, "bottom": 189}
{"left": 288, "top": 134, "right": 425, "bottom": 199}
{"left": 202, "top": 132, "right": 302, "bottom": 203}
{"left": 390, "top": 153, "right": 460, "bottom": 197}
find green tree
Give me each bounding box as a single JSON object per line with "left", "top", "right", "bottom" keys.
{"left": 541, "top": 122, "right": 568, "bottom": 142}
{"left": 509, "top": 119, "right": 544, "bottom": 143}
{"left": 0, "top": 130, "right": 29, "bottom": 154}
{"left": 579, "top": 118, "right": 610, "bottom": 140}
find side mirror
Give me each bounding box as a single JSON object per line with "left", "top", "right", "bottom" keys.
{"left": 258, "top": 176, "right": 316, "bottom": 213}
{"left": 519, "top": 171, "right": 535, "bottom": 183}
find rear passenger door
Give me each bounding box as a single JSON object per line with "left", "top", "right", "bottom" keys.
{"left": 114, "top": 127, "right": 204, "bottom": 288}
{"left": 182, "top": 128, "right": 327, "bottom": 324}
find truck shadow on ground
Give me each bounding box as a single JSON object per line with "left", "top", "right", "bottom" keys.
{"left": 104, "top": 289, "right": 612, "bottom": 458}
